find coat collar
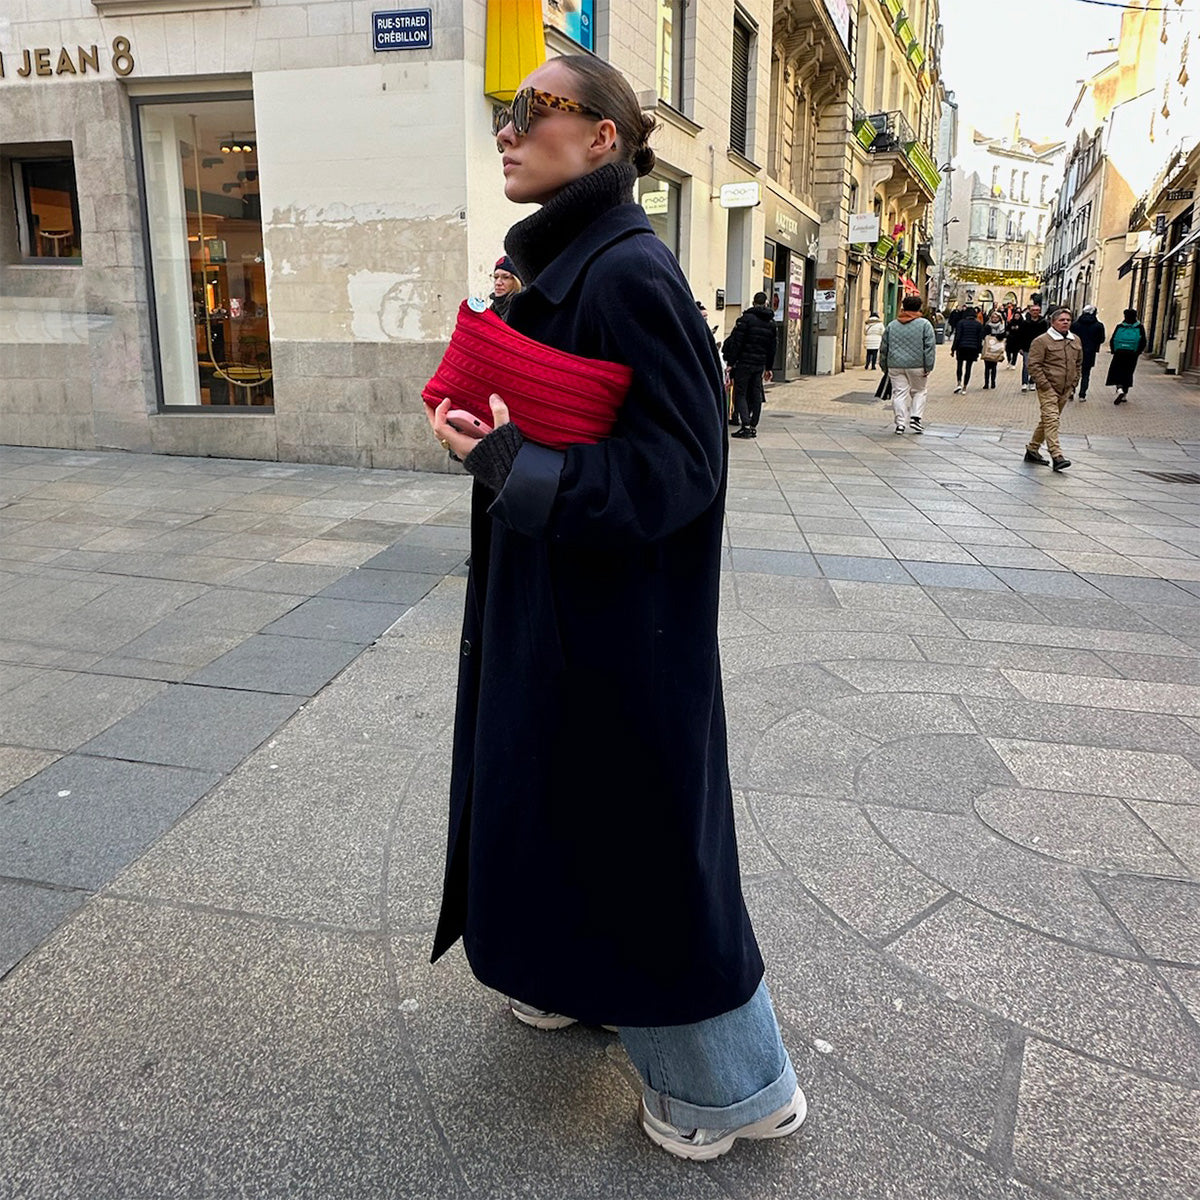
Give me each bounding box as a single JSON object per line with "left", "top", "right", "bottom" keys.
{"left": 525, "top": 203, "right": 655, "bottom": 305}
{"left": 1047, "top": 329, "right": 1077, "bottom": 341}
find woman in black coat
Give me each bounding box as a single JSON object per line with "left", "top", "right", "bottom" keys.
{"left": 1106, "top": 307, "right": 1148, "bottom": 403}
{"left": 425, "top": 55, "right": 802, "bottom": 1161}
{"left": 951, "top": 305, "right": 983, "bottom": 391}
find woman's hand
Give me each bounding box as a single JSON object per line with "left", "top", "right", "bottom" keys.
{"left": 428, "top": 394, "right": 511, "bottom": 459}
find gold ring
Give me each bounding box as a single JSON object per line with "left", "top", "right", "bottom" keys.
{"left": 439, "top": 438, "right": 451, "bottom": 450}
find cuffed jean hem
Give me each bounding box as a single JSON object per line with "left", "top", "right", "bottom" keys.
{"left": 643, "top": 1057, "right": 798, "bottom": 1131}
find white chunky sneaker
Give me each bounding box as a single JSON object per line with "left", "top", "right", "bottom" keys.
{"left": 509, "top": 1000, "right": 618, "bottom": 1033}
{"left": 640, "top": 1085, "right": 807, "bottom": 1161}
{"left": 510, "top": 1000, "right": 577, "bottom": 1030}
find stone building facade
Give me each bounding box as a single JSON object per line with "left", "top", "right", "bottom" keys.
{"left": 0, "top": 0, "right": 779, "bottom": 468}
{"left": 944, "top": 120, "right": 1062, "bottom": 314}
{"left": 842, "top": 0, "right": 945, "bottom": 368}
{"left": 0, "top": 0, "right": 953, "bottom": 467}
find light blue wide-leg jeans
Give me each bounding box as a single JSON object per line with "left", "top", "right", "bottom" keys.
{"left": 618, "top": 980, "right": 797, "bottom": 1130}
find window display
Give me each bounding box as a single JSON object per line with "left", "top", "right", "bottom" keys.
{"left": 136, "top": 96, "right": 272, "bottom": 408}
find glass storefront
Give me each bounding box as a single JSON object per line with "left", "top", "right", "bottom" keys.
{"left": 136, "top": 96, "right": 272, "bottom": 408}
{"left": 636, "top": 174, "right": 681, "bottom": 259}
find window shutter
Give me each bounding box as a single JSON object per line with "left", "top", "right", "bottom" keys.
{"left": 730, "top": 20, "right": 750, "bottom": 156}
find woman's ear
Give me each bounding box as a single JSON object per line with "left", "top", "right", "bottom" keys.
{"left": 588, "top": 118, "right": 619, "bottom": 160}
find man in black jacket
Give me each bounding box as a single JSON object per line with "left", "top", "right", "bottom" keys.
{"left": 1013, "top": 303, "right": 1049, "bottom": 391}
{"left": 1070, "top": 305, "right": 1106, "bottom": 400}
{"left": 722, "top": 292, "right": 777, "bottom": 439}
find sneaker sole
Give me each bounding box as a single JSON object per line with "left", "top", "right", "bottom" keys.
{"left": 641, "top": 1087, "right": 808, "bottom": 1162}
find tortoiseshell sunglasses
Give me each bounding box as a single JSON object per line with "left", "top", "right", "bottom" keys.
{"left": 492, "top": 88, "right": 605, "bottom": 138}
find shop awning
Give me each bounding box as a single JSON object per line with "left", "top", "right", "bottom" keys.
{"left": 485, "top": 0, "right": 546, "bottom": 102}
{"left": 1117, "top": 255, "right": 1136, "bottom": 279}
{"left": 902, "top": 276, "right": 921, "bottom": 296}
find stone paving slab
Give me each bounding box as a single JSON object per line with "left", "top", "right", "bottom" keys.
{"left": 2, "top": 429, "right": 1199, "bottom": 1198}
{"left": 0, "top": 755, "right": 220, "bottom": 889}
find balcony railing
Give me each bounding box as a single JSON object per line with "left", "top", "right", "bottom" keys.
{"left": 857, "top": 110, "right": 942, "bottom": 196}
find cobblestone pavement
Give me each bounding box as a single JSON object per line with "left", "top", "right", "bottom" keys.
{"left": 1, "top": 433, "right": 1199, "bottom": 1199}
{"left": 768, "top": 352, "right": 1199, "bottom": 443}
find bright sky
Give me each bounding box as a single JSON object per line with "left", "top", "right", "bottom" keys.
{"left": 937, "top": 0, "right": 1125, "bottom": 144}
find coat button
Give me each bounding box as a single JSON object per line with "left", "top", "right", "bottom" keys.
{"left": 461, "top": 638, "right": 472, "bottom": 657}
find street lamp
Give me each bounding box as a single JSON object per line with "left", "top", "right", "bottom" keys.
{"left": 937, "top": 217, "right": 959, "bottom": 311}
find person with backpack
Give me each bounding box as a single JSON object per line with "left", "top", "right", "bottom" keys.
{"left": 981, "top": 311, "right": 1006, "bottom": 389}
{"left": 1070, "top": 305, "right": 1106, "bottom": 401}
{"left": 950, "top": 304, "right": 983, "bottom": 391}
{"left": 1106, "top": 308, "right": 1148, "bottom": 403}
{"left": 722, "top": 292, "right": 778, "bottom": 438}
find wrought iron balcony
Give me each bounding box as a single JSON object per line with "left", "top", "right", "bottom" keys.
{"left": 857, "top": 110, "right": 942, "bottom": 197}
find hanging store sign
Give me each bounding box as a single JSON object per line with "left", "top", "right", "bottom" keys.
{"left": 719, "top": 181, "right": 761, "bottom": 208}
{"left": 821, "top": 0, "right": 853, "bottom": 50}
{"left": 372, "top": 9, "right": 433, "bottom": 52}
{"left": 1155, "top": 214, "right": 1168, "bottom": 236}
{"left": 848, "top": 213, "right": 880, "bottom": 243}
{"left": 0, "top": 37, "right": 134, "bottom": 79}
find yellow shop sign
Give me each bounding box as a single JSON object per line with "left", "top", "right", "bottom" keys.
{"left": 0, "top": 37, "right": 135, "bottom": 80}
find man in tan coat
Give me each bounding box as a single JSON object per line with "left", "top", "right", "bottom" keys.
{"left": 1024, "top": 306, "right": 1083, "bottom": 472}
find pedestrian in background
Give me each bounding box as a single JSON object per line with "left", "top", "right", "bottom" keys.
{"left": 1106, "top": 307, "right": 1147, "bottom": 404}
{"left": 1004, "top": 311, "right": 1023, "bottom": 368}
{"left": 429, "top": 52, "right": 803, "bottom": 1162}
{"left": 981, "top": 311, "right": 1006, "bottom": 389}
{"left": 864, "top": 313, "right": 885, "bottom": 369}
{"left": 723, "top": 291, "right": 777, "bottom": 439}
{"left": 1070, "top": 305, "right": 1106, "bottom": 401}
{"left": 931, "top": 308, "right": 947, "bottom": 345}
{"left": 1023, "top": 306, "right": 1081, "bottom": 473}
{"left": 489, "top": 255, "right": 522, "bottom": 319}
{"left": 1014, "top": 303, "right": 1049, "bottom": 391}
{"left": 880, "top": 294, "right": 935, "bottom": 434}
{"left": 951, "top": 303, "right": 982, "bottom": 392}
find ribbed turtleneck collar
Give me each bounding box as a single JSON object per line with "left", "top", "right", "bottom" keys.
{"left": 504, "top": 162, "right": 638, "bottom": 287}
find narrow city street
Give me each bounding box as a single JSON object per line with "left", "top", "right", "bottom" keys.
{"left": 2, "top": 395, "right": 1198, "bottom": 1198}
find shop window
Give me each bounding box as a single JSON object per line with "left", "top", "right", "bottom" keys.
{"left": 656, "top": 0, "right": 686, "bottom": 111}
{"left": 12, "top": 154, "right": 82, "bottom": 261}
{"left": 635, "top": 174, "right": 681, "bottom": 260}
{"left": 135, "top": 95, "right": 272, "bottom": 408}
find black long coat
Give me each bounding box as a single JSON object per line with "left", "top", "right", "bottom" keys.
{"left": 431, "top": 203, "right": 764, "bottom": 1027}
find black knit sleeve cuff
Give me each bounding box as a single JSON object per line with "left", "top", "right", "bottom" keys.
{"left": 463, "top": 421, "right": 525, "bottom": 494}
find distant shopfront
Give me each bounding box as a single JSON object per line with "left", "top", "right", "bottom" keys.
{"left": 762, "top": 188, "right": 818, "bottom": 379}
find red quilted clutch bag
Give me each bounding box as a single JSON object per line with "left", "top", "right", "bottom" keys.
{"left": 422, "top": 300, "right": 633, "bottom": 450}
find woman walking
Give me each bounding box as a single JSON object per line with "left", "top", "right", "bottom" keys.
{"left": 981, "top": 310, "right": 1006, "bottom": 389}
{"left": 951, "top": 304, "right": 983, "bottom": 391}
{"left": 864, "top": 312, "right": 885, "bottom": 369}
{"left": 1005, "top": 311, "right": 1023, "bottom": 368}
{"left": 426, "top": 54, "right": 803, "bottom": 1161}
{"left": 1106, "top": 307, "right": 1147, "bottom": 403}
